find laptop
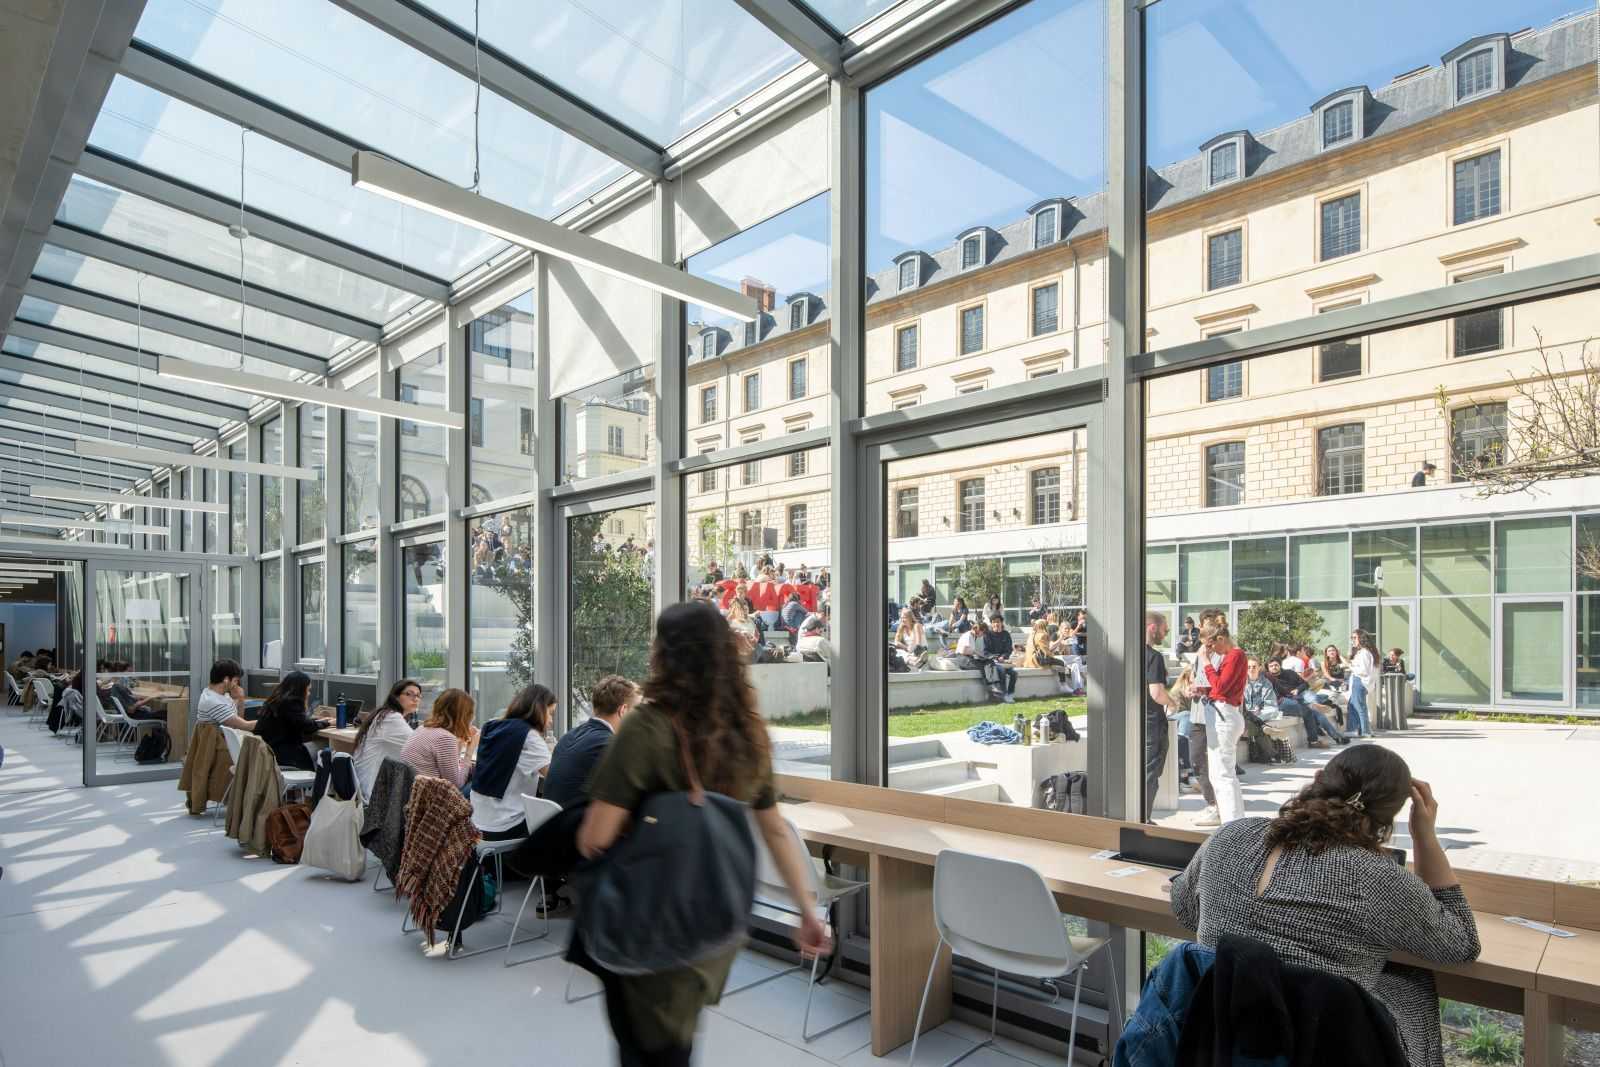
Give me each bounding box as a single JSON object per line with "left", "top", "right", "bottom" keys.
{"left": 1112, "top": 826, "right": 1202, "bottom": 872}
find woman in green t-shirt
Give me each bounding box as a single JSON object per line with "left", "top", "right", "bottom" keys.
{"left": 577, "top": 600, "right": 829, "bottom": 1066}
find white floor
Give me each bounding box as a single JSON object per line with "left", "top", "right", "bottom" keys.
{"left": 0, "top": 711, "right": 1070, "bottom": 1067}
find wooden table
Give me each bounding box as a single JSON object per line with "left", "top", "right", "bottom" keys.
{"left": 317, "top": 726, "right": 358, "bottom": 753}
{"left": 775, "top": 775, "right": 1600, "bottom": 1062}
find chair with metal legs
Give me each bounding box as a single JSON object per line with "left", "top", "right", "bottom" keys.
{"left": 213, "top": 727, "right": 245, "bottom": 827}
{"left": 908, "top": 849, "right": 1119, "bottom": 1067}
{"left": 502, "top": 794, "right": 568, "bottom": 967}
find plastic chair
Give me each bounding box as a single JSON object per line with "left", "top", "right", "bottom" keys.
{"left": 908, "top": 849, "right": 1116, "bottom": 1067}
{"left": 722, "top": 814, "right": 869, "bottom": 1042}
{"left": 399, "top": 795, "right": 538, "bottom": 961}
{"left": 502, "top": 794, "right": 568, "bottom": 967}
{"left": 27, "top": 679, "right": 52, "bottom": 729}
{"left": 96, "top": 701, "right": 138, "bottom": 758}
{"left": 109, "top": 694, "right": 163, "bottom": 759}
{"left": 4, "top": 671, "right": 22, "bottom": 707}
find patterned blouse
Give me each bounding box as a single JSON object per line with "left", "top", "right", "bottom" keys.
{"left": 1171, "top": 817, "right": 1480, "bottom": 1067}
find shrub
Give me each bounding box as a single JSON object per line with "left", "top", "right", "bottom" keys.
{"left": 1460, "top": 1019, "right": 1521, "bottom": 1064}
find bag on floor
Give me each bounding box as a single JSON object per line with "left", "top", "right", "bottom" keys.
{"left": 134, "top": 727, "right": 172, "bottom": 764}
{"left": 301, "top": 793, "right": 366, "bottom": 880}
{"left": 265, "top": 802, "right": 314, "bottom": 865}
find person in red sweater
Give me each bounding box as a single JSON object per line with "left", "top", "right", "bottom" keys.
{"left": 749, "top": 571, "right": 780, "bottom": 614}
{"left": 1200, "top": 624, "right": 1248, "bottom": 825}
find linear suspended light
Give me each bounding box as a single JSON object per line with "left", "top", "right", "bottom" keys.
{"left": 155, "top": 356, "right": 466, "bottom": 431}
{"left": 30, "top": 486, "right": 228, "bottom": 514}
{"left": 1, "top": 513, "right": 169, "bottom": 536}
{"left": 351, "top": 151, "right": 760, "bottom": 323}
{"left": 0, "top": 530, "right": 129, "bottom": 549}
{"left": 73, "top": 439, "right": 321, "bottom": 481}
{"left": 0, "top": 564, "right": 75, "bottom": 574}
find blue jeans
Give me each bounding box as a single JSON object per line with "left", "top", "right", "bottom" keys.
{"left": 1347, "top": 677, "right": 1371, "bottom": 736}
{"left": 1282, "top": 697, "right": 1347, "bottom": 744}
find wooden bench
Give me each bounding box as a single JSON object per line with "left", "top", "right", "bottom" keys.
{"left": 774, "top": 774, "right": 1600, "bottom": 1061}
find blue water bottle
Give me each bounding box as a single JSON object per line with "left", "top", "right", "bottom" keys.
{"left": 336, "top": 694, "right": 348, "bottom": 729}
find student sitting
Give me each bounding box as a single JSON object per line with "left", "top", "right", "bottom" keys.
{"left": 400, "top": 688, "right": 479, "bottom": 789}
{"left": 1266, "top": 658, "right": 1348, "bottom": 748}
{"left": 981, "top": 614, "right": 1019, "bottom": 704}
{"left": 351, "top": 678, "right": 420, "bottom": 801}
{"left": 195, "top": 659, "right": 256, "bottom": 733}
{"left": 470, "top": 684, "right": 555, "bottom": 840}
{"left": 253, "top": 670, "right": 333, "bottom": 772}
{"left": 545, "top": 675, "right": 639, "bottom": 810}
{"left": 892, "top": 608, "right": 927, "bottom": 670}
{"left": 1170, "top": 746, "right": 1480, "bottom": 1067}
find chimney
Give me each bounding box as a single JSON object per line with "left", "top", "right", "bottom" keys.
{"left": 741, "top": 277, "right": 776, "bottom": 312}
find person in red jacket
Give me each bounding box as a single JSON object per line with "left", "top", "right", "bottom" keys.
{"left": 794, "top": 580, "right": 819, "bottom": 613}
{"left": 1200, "top": 623, "right": 1248, "bottom": 825}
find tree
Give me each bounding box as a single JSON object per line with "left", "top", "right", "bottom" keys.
{"left": 1235, "top": 599, "right": 1328, "bottom": 664}
{"left": 953, "top": 557, "right": 1007, "bottom": 611}
{"left": 566, "top": 512, "right": 654, "bottom": 713}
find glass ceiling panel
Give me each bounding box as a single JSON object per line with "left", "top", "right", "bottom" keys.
{"left": 34, "top": 243, "right": 350, "bottom": 359}
{"left": 89, "top": 77, "right": 507, "bottom": 284}
{"left": 0, "top": 369, "right": 225, "bottom": 432}
{"left": 0, "top": 395, "right": 198, "bottom": 445}
{"left": 417, "top": 0, "right": 799, "bottom": 144}
{"left": 58, "top": 176, "right": 415, "bottom": 324}
{"left": 3, "top": 335, "right": 258, "bottom": 409}
{"left": 803, "top": 0, "right": 901, "bottom": 34}
{"left": 134, "top": 0, "right": 629, "bottom": 220}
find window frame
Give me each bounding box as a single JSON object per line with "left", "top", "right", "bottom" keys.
{"left": 895, "top": 486, "right": 919, "bottom": 539}
{"left": 1031, "top": 279, "right": 1061, "bottom": 337}
{"left": 895, "top": 322, "right": 920, "bottom": 371}
{"left": 1317, "top": 188, "right": 1363, "bottom": 261}
{"left": 790, "top": 297, "right": 808, "bottom": 331}
{"left": 1030, "top": 466, "right": 1062, "bottom": 526}
{"left": 1204, "top": 224, "right": 1245, "bottom": 291}
{"left": 1316, "top": 422, "right": 1366, "bottom": 497}
{"left": 1204, "top": 441, "right": 1246, "bottom": 508}
{"left": 1203, "top": 359, "right": 1245, "bottom": 404}
{"left": 958, "top": 230, "right": 985, "bottom": 271}
{"left": 788, "top": 356, "right": 807, "bottom": 400}
{"left": 1450, "top": 401, "right": 1510, "bottom": 481}
{"left": 1201, "top": 133, "right": 1245, "bottom": 189}
{"left": 700, "top": 383, "right": 719, "bottom": 424}
{"left": 1450, "top": 264, "right": 1509, "bottom": 358}
{"left": 1450, "top": 146, "right": 1504, "bottom": 226}
{"left": 1315, "top": 298, "right": 1366, "bottom": 381}
{"left": 743, "top": 371, "right": 760, "bottom": 414}
{"left": 958, "top": 302, "right": 986, "bottom": 356}
{"left": 786, "top": 503, "right": 808, "bottom": 549}
{"left": 1445, "top": 37, "right": 1507, "bottom": 106}
{"left": 958, "top": 476, "right": 986, "bottom": 533}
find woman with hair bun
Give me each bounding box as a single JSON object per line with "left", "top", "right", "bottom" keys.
{"left": 1170, "top": 745, "right": 1480, "bottom": 1067}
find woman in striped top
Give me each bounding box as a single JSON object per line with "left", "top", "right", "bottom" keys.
{"left": 400, "top": 688, "right": 479, "bottom": 788}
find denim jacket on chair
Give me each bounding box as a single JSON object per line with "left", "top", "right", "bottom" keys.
{"left": 1113, "top": 941, "right": 1214, "bottom": 1067}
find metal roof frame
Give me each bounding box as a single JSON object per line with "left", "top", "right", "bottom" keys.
{"left": 0, "top": 403, "right": 193, "bottom": 451}
{"left": 732, "top": 1, "right": 846, "bottom": 77}
{"left": 0, "top": 347, "right": 247, "bottom": 422}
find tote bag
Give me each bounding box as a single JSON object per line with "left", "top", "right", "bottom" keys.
{"left": 301, "top": 794, "right": 366, "bottom": 881}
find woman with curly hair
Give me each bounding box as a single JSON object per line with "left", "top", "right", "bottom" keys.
{"left": 576, "top": 600, "right": 830, "bottom": 1066}
{"left": 1170, "top": 745, "right": 1479, "bottom": 1067}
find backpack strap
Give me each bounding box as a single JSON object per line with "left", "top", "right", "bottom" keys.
{"left": 665, "top": 713, "right": 707, "bottom": 808}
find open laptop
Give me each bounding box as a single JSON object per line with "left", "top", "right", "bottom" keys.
{"left": 1113, "top": 825, "right": 1408, "bottom": 874}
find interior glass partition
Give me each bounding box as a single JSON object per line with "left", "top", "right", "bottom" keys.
{"left": 469, "top": 507, "right": 535, "bottom": 719}
{"left": 398, "top": 347, "right": 449, "bottom": 521}
{"left": 341, "top": 540, "right": 380, "bottom": 677}
{"left": 564, "top": 499, "right": 655, "bottom": 723}
{"left": 401, "top": 539, "right": 447, "bottom": 711}
{"left": 467, "top": 292, "right": 536, "bottom": 503}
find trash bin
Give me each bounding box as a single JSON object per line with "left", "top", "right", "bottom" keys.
{"left": 1378, "top": 673, "right": 1410, "bottom": 731}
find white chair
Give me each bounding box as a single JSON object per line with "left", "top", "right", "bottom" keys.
{"left": 722, "top": 814, "right": 870, "bottom": 1042}
{"left": 400, "top": 795, "right": 540, "bottom": 961}
{"left": 908, "top": 849, "right": 1117, "bottom": 1067}
{"left": 214, "top": 726, "right": 246, "bottom": 826}
{"left": 109, "top": 694, "right": 163, "bottom": 758}
{"left": 5, "top": 671, "right": 22, "bottom": 706}
{"left": 503, "top": 794, "right": 568, "bottom": 967}
{"left": 27, "top": 678, "right": 53, "bottom": 728}
{"left": 96, "top": 700, "right": 137, "bottom": 758}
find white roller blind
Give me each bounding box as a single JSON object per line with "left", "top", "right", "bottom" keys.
{"left": 675, "top": 96, "right": 829, "bottom": 260}
{"left": 548, "top": 195, "right": 659, "bottom": 399}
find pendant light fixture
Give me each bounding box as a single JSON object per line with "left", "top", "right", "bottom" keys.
{"left": 28, "top": 485, "right": 228, "bottom": 513}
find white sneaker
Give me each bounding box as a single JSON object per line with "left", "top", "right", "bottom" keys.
{"left": 1002, "top": 693, "right": 1016, "bottom": 704}
{"left": 1194, "top": 807, "right": 1221, "bottom": 827}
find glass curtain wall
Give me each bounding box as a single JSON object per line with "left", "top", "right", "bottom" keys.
{"left": 567, "top": 503, "right": 654, "bottom": 719}
{"left": 559, "top": 365, "right": 655, "bottom": 483}
{"left": 401, "top": 541, "right": 447, "bottom": 709}
{"left": 398, "top": 348, "right": 448, "bottom": 521}
{"left": 342, "top": 540, "right": 379, "bottom": 676}
{"left": 468, "top": 291, "right": 536, "bottom": 503}
{"left": 343, "top": 379, "right": 381, "bottom": 534}
{"left": 262, "top": 413, "right": 284, "bottom": 551}
{"left": 298, "top": 404, "right": 327, "bottom": 542}
{"left": 469, "top": 507, "right": 534, "bottom": 717}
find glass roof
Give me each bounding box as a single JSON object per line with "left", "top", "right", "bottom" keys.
{"left": 0, "top": 369, "right": 227, "bottom": 433}
{"left": 35, "top": 243, "right": 350, "bottom": 360}
{"left": 89, "top": 77, "right": 507, "bottom": 284}
{"left": 3, "top": 336, "right": 258, "bottom": 410}
{"left": 57, "top": 176, "right": 415, "bottom": 324}
{"left": 804, "top": 0, "right": 901, "bottom": 34}
{"left": 0, "top": 395, "right": 199, "bottom": 445}
{"left": 417, "top": 0, "right": 800, "bottom": 144}
{"left": 134, "top": 0, "right": 630, "bottom": 221}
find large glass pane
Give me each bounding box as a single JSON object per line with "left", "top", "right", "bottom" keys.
{"left": 211, "top": 563, "right": 241, "bottom": 663}
{"left": 1496, "top": 516, "right": 1573, "bottom": 594}
{"left": 299, "top": 559, "right": 323, "bottom": 663}
{"left": 342, "top": 377, "right": 380, "bottom": 534}
{"left": 685, "top": 194, "right": 830, "bottom": 442}
{"left": 296, "top": 405, "right": 326, "bottom": 541}
{"left": 418, "top": 0, "right": 800, "bottom": 144}
{"left": 1501, "top": 600, "right": 1566, "bottom": 702}
{"left": 803, "top": 0, "right": 899, "bottom": 33}
{"left": 467, "top": 291, "right": 535, "bottom": 503}
{"left": 569, "top": 503, "right": 655, "bottom": 720}
{"left": 1231, "top": 537, "right": 1286, "bottom": 601}
{"left": 91, "top": 567, "right": 188, "bottom": 774}
{"left": 178, "top": 468, "right": 194, "bottom": 551}
{"left": 260, "top": 556, "right": 281, "bottom": 666}
{"left": 1, "top": 338, "right": 247, "bottom": 421}
{"left": 401, "top": 542, "right": 446, "bottom": 710}
{"left": 1420, "top": 597, "right": 1491, "bottom": 705}
{"left": 559, "top": 365, "right": 654, "bottom": 482}
{"left": 397, "top": 347, "right": 447, "bottom": 521}
{"left": 1422, "top": 522, "right": 1491, "bottom": 596}
{"left": 864, "top": 0, "right": 1108, "bottom": 414}
{"left": 135, "top": 0, "right": 628, "bottom": 221}
{"left": 1179, "top": 542, "right": 1229, "bottom": 605}
{"left": 1289, "top": 532, "right": 1349, "bottom": 601}
{"left": 227, "top": 442, "right": 246, "bottom": 554}
{"left": 1579, "top": 514, "right": 1600, "bottom": 593}
{"left": 261, "top": 414, "right": 283, "bottom": 551}
{"left": 469, "top": 507, "right": 534, "bottom": 719}
{"left": 1146, "top": 544, "right": 1176, "bottom": 604}
{"left": 341, "top": 540, "right": 378, "bottom": 676}
{"left": 1352, "top": 527, "right": 1415, "bottom": 598}
{"left": 1579, "top": 595, "right": 1600, "bottom": 708}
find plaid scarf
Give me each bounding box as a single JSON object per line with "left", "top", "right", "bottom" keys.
{"left": 395, "top": 776, "right": 480, "bottom": 945}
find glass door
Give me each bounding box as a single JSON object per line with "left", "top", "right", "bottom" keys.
{"left": 84, "top": 560, "right": 205, "bottom": 785}
{"left": 1355, "top": 599, "right": 1415, "bottom": 670}
{"left": 559, "top": 494, "right": 655, "bottom": 729}
{"left": 1496, "top": 597, "right": 1571, "bottom": 706}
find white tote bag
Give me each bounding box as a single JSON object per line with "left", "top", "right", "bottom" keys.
{"left": 301, "top": 793, "right": 366, "bottom": 881}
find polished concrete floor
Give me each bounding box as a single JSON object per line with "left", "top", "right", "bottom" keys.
{"left": 0, "top": 711, "right": 1070, "bottom": 1067}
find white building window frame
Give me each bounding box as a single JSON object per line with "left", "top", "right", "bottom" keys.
{"left": 1201, "top": 132, "right": 1246, "bottom": 190}
{"left": 1444, "top": 36, "right": 1508, "bottom": 107}
{"left": 957, "top": 228, "right": 988, "bottom": 272}
{"left": 1312, "top": 88, "right": 1367, "bottom": 152}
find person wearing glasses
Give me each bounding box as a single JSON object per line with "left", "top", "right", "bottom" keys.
{"left": 351, "top": 678, "right": 421, "bottom": 800}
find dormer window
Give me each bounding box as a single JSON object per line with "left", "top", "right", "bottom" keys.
{"left": 1444, "top": 35, "right": 1508, "bottom": 106}
{"left": 896, "top": 255, "right": 919, "bottom": 292}
{"left": 1034, "top": 207, "right": 1057, "bottom": 247}
{"left": 1457, "top": 48, "right": 1494, "bottom": 98}
{"left": 1201, "top": 133, "right": 1247, "bottom": 189}
{"left": 743, "top": 321, "right": 756, "bottom": 347}
{"left": 790, "top": 299, "right": 806, "bottom": 330}
{"left": 700, "top": 331, "right": 718, "bottom": 360}
{"left": 1313, "top": 88, "right": 1368, "bottom": 153}
{"left": 1323, "top": 100, "right": 1353, "bottom": 146}
{"left": 961, "top": 235, "right": 982, "bottom": 270}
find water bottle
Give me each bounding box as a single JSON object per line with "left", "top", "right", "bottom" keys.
{"left": 336, "top": 693, "right": 348, "bottom": 729}
{"left": 1014, "top": 713, "right": 1030, "bottom": 746}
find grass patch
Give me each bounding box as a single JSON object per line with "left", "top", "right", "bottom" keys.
{"left": 778, "top": 696, "right": 1087, "bottom": 738}
{"left": 1441, "top": 709, "right": 1590, "bottom": 725}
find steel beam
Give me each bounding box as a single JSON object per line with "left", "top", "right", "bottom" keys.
{"left": 328, "top": 0, "right": 666, "bottom": 180}
{"left": 732, "top": 0, "right": 845, "bottom": 77}
{"left": 0, "top": 378, "right": 217, "bottom": 439}
{"left": 21, "top": 277, "right": 328, "bottom": 375}
{"left": 0, "top": 351, "right": 243, "bottom": 423}
{"left": 0, "top": 457, "right": 139, "bottom": 488}
{"left": 47, "top": 224, "right": 384, "bottom": 342}
{"left": 77, "top": 148, "right": 452, "bottom": 302}
{"left": 0, "top": 428, "right": 151, "bottom": 478}
{"left": 0, "top": 403, "right": 191, "bottom": 452}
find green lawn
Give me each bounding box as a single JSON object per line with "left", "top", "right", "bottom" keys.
{"left": 778, "top": 695, "right": 1087, "bottom": 738}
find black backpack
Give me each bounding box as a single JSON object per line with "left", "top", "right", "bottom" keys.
{"left": 134, "top": 727, "right": 172, "bottom": 764}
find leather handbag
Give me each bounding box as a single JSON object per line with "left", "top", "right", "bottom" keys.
{"left": 574, "top": 720, "right": 757, "bottom": 976}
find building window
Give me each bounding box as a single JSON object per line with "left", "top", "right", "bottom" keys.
{"left": 744, "top": 321, "right": 756, "bottom": 347}
{"left": 398, "top": 383, "right": 419, "bottom": 436}
{"left": 1033, "top": 207, "right": 1057, "bottom": 247}
{"left": 701, "top": 332, "right": 717, "bottom": 360}
{"left": 787, "top": 504, "right": 808, "bottom": 548}
{"left": 1318, "top": 302, "right": 1362, "bottom": 380}
{"left": 898, "top": 258, "right": 916, "bottom": 291}
{"left": 742, "top": 456, "right": 761, "bottom": 486}
{"left": 1453, "top": 150, "right": 1501, "bottom": 224}
{"left": 896, "top": 324, "right": 919, "bottom": 371}
{"left": 743, "top": 373, "right": 760, "bottom": 413}
{"left": 791, "top": 300, "right": 807, "bottom": 331}
{"left": 701, "top": 385, "right": 718, "bottom": 423}
{"left": 957, "top": 383, "right": 986, "bottom": 395}
{"left": 961, "top": 235, "right": 982, "bottom": 270}
{"left": 606, "top": 425, "right": 624, "bottom": 455}
{"left": 700, "top": 465, "right": 717, "bottom": 492}
{"left": 1030, "top": 467, "right": 1061, "bottom": 525}
{"left": 1453, "top": 269, "right": 1505, "bottom": 356}
{"left": 1322, "top": 99, "right": 1354, "bottom": 148}
{"left": 1032, "top": 282, "right": 1059, "bottom": 336}
{"left": 1205, "top": 360, "right": 1243, "bottom": 402}
{"left": 1208, "top": 141, "right": 1239, "bottom": 185}
{"left": 958, "top": 478, "right": 985, "bottom": 533}
{"left": 895, "top": 487, "right": 918, "bottom": 538}
{"left": 518, "top": 407, "right": 534, "bottom": 455}
{"left": 960, "top": 306, "right": 985, "bottom": 355}
{"left": 469, "top": 397, "right": 484, "bottom": 447}
{"left": 788, "top": 358, "right": 806, "bottom": 400}
{"left": 1205, "top": 442, "right": 1244, "bottom": 507}
{"left": 1452, "top": 403, "right": 1508, "bottom": 480}
{"left": 1207, "top": 229, "right": 1242, "bottom": 290}
{"left": 739, "top": 509, "right": 762, "bottom": 548}
{"left": 1318, "top": 423, "right": 1365, "bottom": 496}
{"left": 892, "top": 397, "right": 919, "bottom": 411}
{"left": 1320, "top": 193, "right": 1360, "bottom": 260}
{"left": 1455, "top": 48, "right": 1495, "bottom": 101}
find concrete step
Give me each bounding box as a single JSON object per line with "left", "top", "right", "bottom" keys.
{"left": 884, "top": 736, "right": 948, "bottom": 765}
{"left": 887, "top": 755, "right": 977, "bottom": 793}
{"left": 925, "top": 778, "right": 1005, "bottom": 803}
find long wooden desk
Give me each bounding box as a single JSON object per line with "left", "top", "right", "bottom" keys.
{"left": 775, "top": 775, "right": 1600, "bottom": 1062}
{"left": 317, "top": 726, "right": 358, "bottom": 753}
